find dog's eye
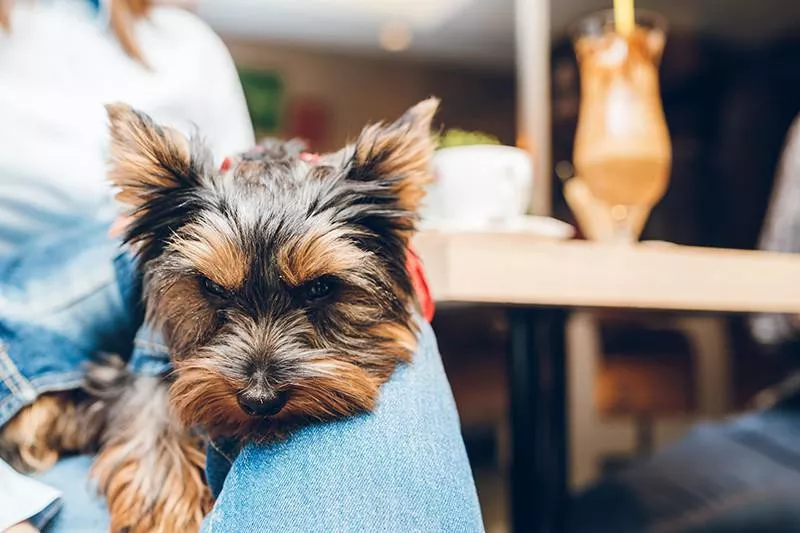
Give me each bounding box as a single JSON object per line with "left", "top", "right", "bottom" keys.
{"left": 200, "top": 276, "right": 232, "bottom": 299}
{"left": 304, "top": 277, "right": 335, "bottom": 302}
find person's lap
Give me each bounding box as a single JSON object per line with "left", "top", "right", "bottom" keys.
{"left": 33, "top": 321, "right": 482, "bottom": 533}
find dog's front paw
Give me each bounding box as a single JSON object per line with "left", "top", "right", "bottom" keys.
{"left": 92, "top": 432, "right": 211, "bottom": 533}
{"left": 0, "top": 391, "right": 99, "bottom": 473}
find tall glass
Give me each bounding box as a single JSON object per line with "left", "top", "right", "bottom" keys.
{"left": 572, "top": 10, "right": 671, "bottom": 243}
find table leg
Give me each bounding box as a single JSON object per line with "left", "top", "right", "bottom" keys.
{"left": 507, "top": 308, "right": 569, "bottom": 533}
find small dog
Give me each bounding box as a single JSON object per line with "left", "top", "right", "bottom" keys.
{"left": 0, "top": 98, "right": 439, "bottom": 532}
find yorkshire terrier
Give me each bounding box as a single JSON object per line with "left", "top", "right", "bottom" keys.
{"left": 0, "top": 98, "right": 439, "bottom": 532}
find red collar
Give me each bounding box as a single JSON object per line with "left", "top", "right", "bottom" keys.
{"left": 406, "top": 246, "right": 435, "bottom": 322}
{"left": 220, "top": 153, "right": 434, "bottom": 322}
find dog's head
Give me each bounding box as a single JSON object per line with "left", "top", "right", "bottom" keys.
{"left": 106, "top": 99, "right": 438, "bottom": 440}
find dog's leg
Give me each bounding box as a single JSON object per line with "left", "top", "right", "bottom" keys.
{"left": 0, "top": 390, "right": 103, "bottom": 473}
{"left": 88, "top": 363, "right": 212, "bottom": 533}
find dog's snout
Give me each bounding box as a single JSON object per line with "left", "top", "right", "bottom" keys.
{"left": 237, "top": 389, "right": 289, "bottom": 417}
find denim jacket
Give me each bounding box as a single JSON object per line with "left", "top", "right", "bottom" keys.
{"left": 0, "top": 220, "right": 169, "bottom": 429}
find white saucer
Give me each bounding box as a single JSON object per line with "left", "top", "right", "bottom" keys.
{"left": 420, "top": 215, "right": 575, "bottom": 240}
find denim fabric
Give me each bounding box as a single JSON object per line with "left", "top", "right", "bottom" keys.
{"left": 0, "top": 221, "right": 165, "bottom": 426}
{"left": 0, "top": 221, "right": 129, "bottom": 425}
{"left": 36, "top": 456, "right": 109, "bottom": 533}
{"left": 571, "top": 402, "right": 800, "bottom": 533}
{"left": 203, "top": 320, "right": 484, "bottom": 533}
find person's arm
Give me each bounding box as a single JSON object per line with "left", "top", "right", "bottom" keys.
{"left": 176, "top": 13, "right": 255, "bottom": 160}
{"left": 750, "top": 117, "right": 800, "bottom": 346}
{"left": 134, "top": 7, "right": 255, "bottom": 162}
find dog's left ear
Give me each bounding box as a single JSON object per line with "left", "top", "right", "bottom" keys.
{"left": 106, "top": 103, "right": 211, "bottom": 210}
{"left": 348, "top": 98, "right": 439, "bottom": 215}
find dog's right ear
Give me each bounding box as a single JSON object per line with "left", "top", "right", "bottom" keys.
{"left": 106, "top": 103, "right": 213, "bottom": 260}
{"left": 106, "top": 103, "right": 212, "bottom": 209}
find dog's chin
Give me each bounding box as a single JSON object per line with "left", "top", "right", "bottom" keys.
{"left": 169, "top": 357, "right": 384, "bottom": 442}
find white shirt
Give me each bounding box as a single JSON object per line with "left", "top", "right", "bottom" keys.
{"left": 0, "top": 0, "right": 255, "bottom": 252}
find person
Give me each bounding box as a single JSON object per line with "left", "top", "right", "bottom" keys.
{"left": 0, "top": 0, "right": 254, "bottom": 254}
{"left": 569, "top": 117, "right": 800, "bottom": 533}
{"left": 0, "top": 1, "right": 482, "bottom": 531}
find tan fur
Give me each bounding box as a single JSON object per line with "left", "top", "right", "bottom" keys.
{"left": 92, "top": 437, "right": 209, "bottom": 533}
{"left": 368, "top": 320, "right": 418, "bottom": 365}
{"left": 277, "top": 226, "right": 370, "bottom": 287}
{"left": 279, "top": 359, "right": 380, "bottom": 420}
{"left": 170, "top": 354, "right": 381, "bottom": 442}
{"left": 147, "top": 277, "right": 217, "bottom": 358}
{"left": 106, "top": 103, "right": 191, "bottom": 209}
{"left": 170, "top": 360, "right": 250, "bottom": 437}
{"left": 173, "top": 218, "right": 249, "bottom": 290}
{"left": 85, "top": 99, "right": 436, "bottom": 530}
{"left": 354, "top": 98, "right": 439, "bottom": 214}
{"left": 0, "top": 392, "right": 98, "bottom": 473}
{"left": 90, "top": 376, "right": 211, "bottom": 533}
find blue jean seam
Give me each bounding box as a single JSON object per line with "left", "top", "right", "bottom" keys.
{"left": 0, "top": 370, "right": 84, "bottom": 426}
{"left": 31, "top": 498, "right": 64, "bottom": 530}
{"left": 0, "top": 340, "right": 37, "bottom": 400}
{"left": 29, "top": 371, "right": 85, "bottom": 391}
{"left": 0, "top": 342, "right": 22, "bottom": 397}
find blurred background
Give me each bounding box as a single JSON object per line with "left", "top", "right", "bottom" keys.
{"left": 194, "top": 1, "right": 516, "bottom": 151}
{"left": 182, "top": 1, "right": 800, "bottom": 531}
{"left": 193, "top": 0, "right": 800, "bottom": 247}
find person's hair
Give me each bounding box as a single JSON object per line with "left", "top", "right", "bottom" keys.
{"left": 0, "top": 0, "right": 152, "bottom": 61}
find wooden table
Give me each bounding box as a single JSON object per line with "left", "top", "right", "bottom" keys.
{"left": 414, "top": 231, "right": 800, "bottom": 533}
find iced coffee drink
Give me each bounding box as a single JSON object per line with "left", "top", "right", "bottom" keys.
{"left": 572, "top": 11, "right": 671, "bottom": 242}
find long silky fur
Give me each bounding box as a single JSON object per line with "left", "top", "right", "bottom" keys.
{"left": 104, "top": 99, "right": 439, "bottom": 444}
{"left": 86, "top": 357, "right": 211, "bottom": 533}
{"left": 10, "top": 98, "right": 441, "bottom": 532}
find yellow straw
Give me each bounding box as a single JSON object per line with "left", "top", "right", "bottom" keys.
{"left": 613, "top": 0, "right": 635, "bottom": 36}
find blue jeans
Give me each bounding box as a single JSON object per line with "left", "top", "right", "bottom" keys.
{"left": 0, "top": 222, "right": 483, "bottom": 532}
{"left": 570, "top": 396, "right": 800, "bottom": 533}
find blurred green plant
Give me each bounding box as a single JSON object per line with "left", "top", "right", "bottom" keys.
{"left": 434, "top": 129, "right": 502, "bottom": 149}
{"left": 238, "top": 68, "right": 283, "bottom": 137}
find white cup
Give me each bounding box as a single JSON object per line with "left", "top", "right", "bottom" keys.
{"left": 422, "top": 145, "right": 534, "bottom": 229}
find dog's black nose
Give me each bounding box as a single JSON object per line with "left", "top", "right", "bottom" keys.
{"left": 237, "top": 390, "right": 289, "bottom": 417}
